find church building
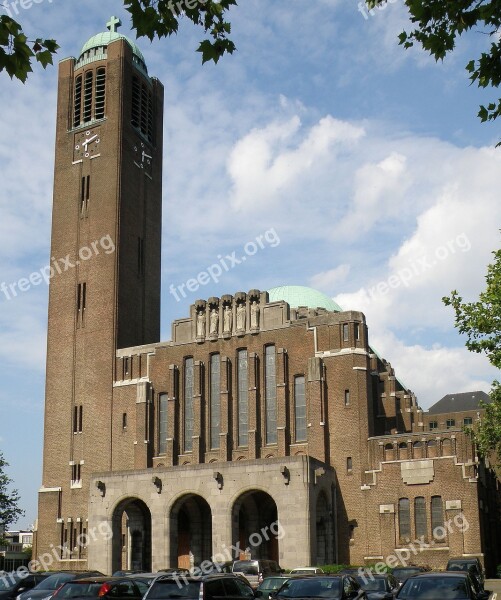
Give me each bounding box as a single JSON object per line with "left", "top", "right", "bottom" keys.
{"left": 34, "top": 19, "right": 501, "bottom": 576}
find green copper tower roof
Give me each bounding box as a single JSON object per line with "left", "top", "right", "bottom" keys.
{"left": 268, "top": 286, "right": 342, "bottom": 312}
{"left": 77, "top": 16, "right": 147, "bottom": 73}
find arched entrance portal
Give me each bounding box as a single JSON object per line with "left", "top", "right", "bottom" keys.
{"left": 112, "top": 498, "right": 152, "bottom": 574}
{"left": 315, "top": 491, "right": 334, "bottom": 565}
{"left": 170, "top": 495, "right": 212, "bottom": 569}
{"left": 232, "top": 491, "right": 279, "bottom": 562}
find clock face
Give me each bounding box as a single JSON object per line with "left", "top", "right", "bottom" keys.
{"left": 133, "top": 140, "right": 153, "bottom": 179}
{"left": 74, "top": 128, "right": 101, "bottom": 161}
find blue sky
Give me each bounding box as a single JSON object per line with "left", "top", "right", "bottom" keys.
{"left": 1, "top": 0, "right": 500, "bottom": 528}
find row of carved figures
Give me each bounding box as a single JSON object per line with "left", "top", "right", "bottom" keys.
{"left": 196, "top": 301, "right": 260, "bottom": 337}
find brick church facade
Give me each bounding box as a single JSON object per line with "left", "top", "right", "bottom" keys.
{"left": 34, "top": 19, "right": 501, "bottom": 576}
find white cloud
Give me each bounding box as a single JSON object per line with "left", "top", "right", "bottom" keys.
{"left": 310, "top": 264, "right": 351, "bottom": 293}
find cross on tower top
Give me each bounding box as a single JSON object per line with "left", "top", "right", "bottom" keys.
{"left": 107, "top": 16, "right": 122, "bottom": 33}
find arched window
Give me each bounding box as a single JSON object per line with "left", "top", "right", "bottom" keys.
{"left": 83, "top": 71, "right": 93, "bottom": 123}
{"left": 73, "top": 75, "right": 82, "bottom": 127}
{"left": 184, "top": 358, "right": 194, "bottom": 452}
{"left": 210, "top": 354, "right": 221, "bottom": 450}
{"left": 158, "top": 393, "right": 168, "bottom": 455}
{"left": 431, "top": 496, "right": 444, "bottom": 539}
{"left": 414, "top": 497, "right": 426, "bottom": 539}
{"left": 399, "top": 441, "right": 408, "bottom": 460}
{"left": 384, "top": 443, "right": 394, "bottom": 461}
{"left": 413, "top": 440, "right": 423, "bottom": 459}
{"left": 294, "top": 376, "right": 306, "bottom": 442}
{"left": 94, "top": 68, "right": 106, "bottom": 119}
{"left": 427, "top": 439, "right": 438, "bottom": 458}
{"left": 265, "top": 345, "right": 277, "bottom": 445}
{"left": 237, "top": 350, "right": 248, "bottom": 447}
{"left": 398, "top": 498, "right": 411, "bottom": 542}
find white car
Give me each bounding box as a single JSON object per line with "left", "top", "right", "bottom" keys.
{"left": 289, "top": 567, "right": 325, "bottom": 574}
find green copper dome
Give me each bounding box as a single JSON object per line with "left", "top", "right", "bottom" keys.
{"left": 77, "top": 17, "right": 148, "bottom": 74}
{"left": 268, "top": 286, "right": 342, "bottom": 312}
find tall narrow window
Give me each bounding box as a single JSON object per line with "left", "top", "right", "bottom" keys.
{"left": 131, "top": 75, "right": 154, "bottom": 142}
{"left": 122, "top": 412, "right": 127, "bottom": 429}
{"left": 343, "top": 323, "right": 349, "bottom": 341}
{"left": 294, "top": 376, "right": 306, "bottom": 442}
{"left": 265, "top": 345, "right": 277, "bottom": 445}
{"left": 431, "top": 496, "right": 444, "bottom": 538}
{"left": 158, "top": 393, "right": 168, "bottom": 454}
{"left": 77, "top": 283, "right": 86, "bottom": 325}
{"left": 237, "top": 350, "right": 248, "bottom": 447}
{"left": 344, "top": 389, "right": 350, "bottom": 406}
{"left": 137, "top": 237, "right": 144, "bottom": 276}
{"left": 347, "top": 457, "right": 353, "bottom": 471}
{"left": 73, "top": 75, "right": 82, "bottom": 127}
{"left": 414, "top": 497, "right": 427, "bottom": 539}
{"left": 78, "top": 405, "right": 83, "bottom": 432}
{"left": 83, "top": 71, "right": 93, "bottom": 123}
{"left": 210, "top": 354, "right": 221, "bottom": 450}
{"left": 131, "top": 76, "right": 141, "bottom": 129}
{"left": 80, "top": 176, "right": 90, "bottom": 216}
{"left": 184, "top": 358, "right": 194, "bottom": 452}
{"left": 354, "top": 322, "right": 360, "bottom": 340}
{"left": 94, "top": 68, "right": 106, "bottom": 120}
{"left": 73, "top": 406, "right": 78, "bottom": 433}
{"left": 398, "top": 498, "right": 411, "bottom": 541}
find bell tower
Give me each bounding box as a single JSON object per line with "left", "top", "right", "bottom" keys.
{"left": 35, "top": 17, "right": 164, "bottom": 568}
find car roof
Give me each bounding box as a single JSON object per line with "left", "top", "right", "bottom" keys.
{"left": 63, "top": 577, "right": 134, "bottom": 583}
{"left": 407, "top": 572, "right": 469, "bottom": 579}
{"left": 154, "top": 573, "right": 243, "bottom": 582}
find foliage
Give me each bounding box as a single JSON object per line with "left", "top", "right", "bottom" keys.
{"left": 368, "top": 0, "right": 501, "bottom": 141}
{"left": 23, "top": 544, "right": 33, "bottom": 559}
{"left": 0, "top": 451, "right": 24, "bottom": 542}
{"left": 443, "top": 246, "right": 501, "bottom": 457}
{"left": 0, "top": 0, "right": 236, "bottom": 82}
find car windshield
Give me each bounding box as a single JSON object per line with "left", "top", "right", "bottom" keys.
{"left": 393, "top": 569, "right": 421, "bottom": 579}
{"left": 36, "top": 574, "right": 78, "bottom": 590}
{"left": 147, "top": 580, "right": 201, "bottom": 599}
{"left": 259, "top": 579, "right": 286, "bottom": 591}
{"left": 56, "top": 583, "right": 105, "bottom": 598}
{"left": 233, "top": 563, "right": 258, "bottom": 576}
{"left": 0, "top": 576, "right": 21, "bottom": 592}
{"left": 278, "top": 578, "right": 341, "bottom": 598}
{"left": 448, "top": 563, "right": 475, "bottom": 572}
{"left": 399, "top": 577, "right": 469, "bottom": 599}
{"left": 355, "top": 577, "right": 387, "bottom": 592}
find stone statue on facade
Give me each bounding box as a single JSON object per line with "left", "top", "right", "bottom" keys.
{"left": 210, "top": 308, "right": 219, "bottom": 335}
{"left": 223, "top": 305, "right": 232, "bottom": 333}
{"left": 236, "top": 303, "right": 246, "bottom": 331}
{"left": 196, "top": 309, "right": 206, "bottom": 338}
{"left": 250, "top": 300, "right": 260, "bottom": 329}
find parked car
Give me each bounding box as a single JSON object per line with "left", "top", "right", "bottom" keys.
{"left": 17, "top": 572, "right": 104, "bottom": 600}
{"left": 0, "top": 573, "right": 50, "bottom": 600}
{"left": 395, "top": 572, "right": 489, "bottom": 600}
{"left": 289, "top": 568, "right": 324, "bottom": 575}
{"left": 113, "top": 571, "right": 147, "bottom": 577}
{"left": 255, "top": 576, "right": 313, "bottom": 600}
{"left": 143, "top": 573, "right": 255, "bottom": 600}
{"left": 51, "top": 577, "right": 144, "bottom": 600}
{"left": 232, "top": 560, "right": 283, "bottom": 589}
{"left": 390, "top": 569, "right": 427, "bottom": 586}
{"left": 354, "top": 574, "right": 400, "bottom": 600}
{"left": 274, "top": 575, "right": 367, "bottom": 600}
{"left": 446, "top": 558, "right": 485, "bottom": 590}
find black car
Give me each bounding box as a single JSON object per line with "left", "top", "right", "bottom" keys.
{"left": 256, "top": 576, "right": 315, "bottom": 600}
{"left": 143, "top": 573, "right": 255, "bottom": 600}
{"left": 354, "top": 574, "right": 399, "bottom": 600}
{"left": 17, "top": 572, "right": 104, "bottom": 600}
{"left": 390, "top": 569, "right": 427, "bottom": 586}
{"left": 274, "top": 575, "right": 367, "bottom": 600}
{"left": 52, "top": 577, "right": 144, "bottom": 600}
{"left": 446, "top": 559, "right": 484, "bottom": 590}
{"left": 395, "top": 572, "right": 489, "bottom": 600}
{"left": 0, "top": 573, "right": 50, "bottom": 600}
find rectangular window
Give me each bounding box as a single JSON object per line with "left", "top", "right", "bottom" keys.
{"left": 347, "top": 457, "right": 353, "bottom": 471}
{"left": 122, "top": 412, "right": 127, "bottom": 429}
{"left": 94, "top": 68, "right": 106, "bottom": 120}
{"left": 344, "top": 389, "right": 350, "bottom": 406}
{"left": 294, "top": 376, "right": 306, "bottom": 442}
{"left": 83, "top": 71, "right": 93, "bottom": 123}
{"left": 463, "top": 417, "right": 473, "bottom": 426}
{"left": 265, "top": 346, "right": 277, "bottom": 445}
{"left": 354, "top": 322, "right": 360, "bottom": 341}
{"left": 237, "top": 350, "right": 249, "bottom": 447}
{"left": 184, "top": 358, "right": 194, "bottom": 452}
{"left": 74, "top": 75, "right": 82, "bottom": 127}
{"left": 431, "top": 496, "right": 444, "bottom": 539}
{"left": 414, "top": 497, "right": 427, "bottom": 539}
{"left": 446, "top": 418, "right": 456, "bottom": 428}
{"left": 429, "top": 421, "right": 438, "bottom": 430}
{"left": 210, "top": 354, "right": 221, "bottom": 450}
{"left": 73, "top": 406, "right": 78, "bottom": 433}
{"left": 343, "top": 323, "right": 349, "bottom": 341}
{"left": 137, "top": 237, "right": 144, "bottom": 276}
{"left": 158, "top": 393, "right": 168, "bottom": 454}
{"left": 77, "top": 283, "right": 87, "bottom": 326}
{"left": 398, "top": 498, "right": 411, "bottom": 541}
{"left": 78, "top": 405, "right": 83, "bottom": 432}
{"left": 80, "top": 176, "right": 90, "bottom": 215}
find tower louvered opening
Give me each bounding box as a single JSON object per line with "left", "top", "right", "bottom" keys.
{"left": 83, "top": 71, "right": 94, "bottom": 123}
{"left": 73, "top": 75, "right": 82, "bottom": 128}
{"left": 131, "top": 75, "right": 153, "bottom": 142}
{"left": 94, "top": 68, "right": 106, "bottom": 120}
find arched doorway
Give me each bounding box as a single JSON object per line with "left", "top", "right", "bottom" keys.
{"left": 112, "top": 498, "right": 152, "bottom": 574}
{"left": 232, "top": 491, "right": 279, "bottom": 562}
{"left": 170, "top": 494, "right": 212, "bottom": 569}
{"left": 315, "top": 491, "right": 334, "bottom": 565}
